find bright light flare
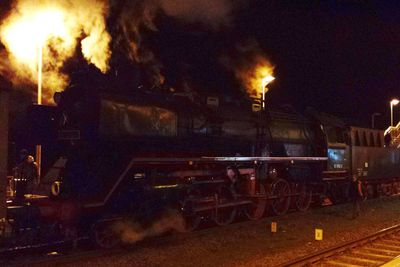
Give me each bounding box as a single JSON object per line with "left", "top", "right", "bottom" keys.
{"left": 1, "top": 8, "right": 68, "bottom": 68}
{"left": 0, "top": 0, "right": 111, "bottom": 103}
{"left": 390, "top": 98, "right": 400, "bottom": 127}
{"left": 262, "top": 75, "right": 275, "bottom": 88}
{"left": 249, "top": 62, "right": 274, "bottom": 98}
{"left": 261, "top": 74, "right": 275, "bottom": 109}
{"left": 228, "top": 54, "right": 275, "bottom": 99}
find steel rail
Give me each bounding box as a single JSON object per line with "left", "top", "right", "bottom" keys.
{"left": 276, "top": 223, "right": 400, "bottom": 267}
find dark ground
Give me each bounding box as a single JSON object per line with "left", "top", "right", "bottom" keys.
{"left": 32, "top": 195, "right": 400, "bottom": 267}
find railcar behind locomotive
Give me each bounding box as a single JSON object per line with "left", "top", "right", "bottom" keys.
{"left": 4, "top": 85, "right": 400, "bottom": 248}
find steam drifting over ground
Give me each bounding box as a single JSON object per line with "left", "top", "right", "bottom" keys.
{"left": 113, "top": 209, "right": 186, "bottom": 244}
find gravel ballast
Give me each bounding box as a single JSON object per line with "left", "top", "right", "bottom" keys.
{"left": 58, "top": 196, "right": 400, "bottom": 267}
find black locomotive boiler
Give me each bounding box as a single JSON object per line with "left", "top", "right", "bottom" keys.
{"left": 5, "top": 86, "right": 400, "bottom": 248}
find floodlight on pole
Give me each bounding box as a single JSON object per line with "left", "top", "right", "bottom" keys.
{"left": 36, "top": 42, "right": 43, "bottom": 180}
{"left": 390, "top": 99, "right": 399, "bottom": 127}
{"left": 261, "top": 75, "right": 275, "bottom": 109}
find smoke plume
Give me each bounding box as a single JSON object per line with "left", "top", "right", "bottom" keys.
{"left": 115, "top": 0, "right": 236, "bottom": 88}
{"left": 0, "top": 0, "right": 273, "bottom": 101}
{"left": 158, "top": 0, "right": 234, "bottom": 29}
{"left": 115, "top": 0, "right": 163, "bottom": 87}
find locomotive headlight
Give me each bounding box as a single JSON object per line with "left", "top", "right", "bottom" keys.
{"left": 268, "top": 168, "right": 278, "bottom": 180}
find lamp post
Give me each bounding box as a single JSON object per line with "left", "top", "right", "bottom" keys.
{"left": 261, "top": 75, "right": 275, "bottom": 110}
{"left": 36, "top": 42, "right": 43, "bottom": 180}
{"left": 371, "top": 112, "right": 381, "bottom": 129}
{"left": 390, "top": 99, "right": 399, "bottom": 127}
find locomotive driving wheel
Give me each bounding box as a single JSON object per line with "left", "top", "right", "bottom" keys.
{"left": 245, "top": 185, "right": 267, "bottom": 220}
{"left": 270, "top": 179, "right": 291, "bottom": 216}
{"left": 213, "top": 185, "right": 237, "bottom": 226}
{"left": 295, "top": 183, "right": 312, "bottom": 212}
{"left": 91, "top": 221, "right": 120, "bottom": 249}
{"left": 180, "top": 188, "right": 202, "bottom": 232}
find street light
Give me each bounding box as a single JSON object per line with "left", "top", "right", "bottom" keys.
{"left": 371, "top": 112, "right": 381, "bottom": 129}
{"left": 261, "top": 75, "right": 275, "bottom": 109}
{"left": 36, "top": 42, "right": 43, "bottom": 180}
{"left": 390, "top": 99, "right": 399, "bottom": 127}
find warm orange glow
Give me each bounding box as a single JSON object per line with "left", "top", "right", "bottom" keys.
{"left": 254, "top": 64, "right": 274, "bottom": 97}
{"left": 0, "top": 0, "right": 111, "bottom": 103}
{"left": 235, "top": 56, "right": 275, "bottom": 98}
{"left": 1, "top": 8, "right": 67, "bottom": 66}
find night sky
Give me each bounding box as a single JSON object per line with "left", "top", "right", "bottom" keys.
{"left": 2, "top": 0, "right": 400, "bottom": 129}
{"left": 154, "top": 1, "right": 400, "bottom": 129}
{"left": 247, "top": 1, "right": 400, "bottom": 128}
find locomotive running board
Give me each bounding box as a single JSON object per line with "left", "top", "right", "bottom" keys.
{"left": 194, "top": 200, "right": 253, "bottom": 212}
{"left": 130, "top": 156, "right": 328, "bottom": 163}
{"left": 84, "top": 156, "right": 327, "bottom": 209}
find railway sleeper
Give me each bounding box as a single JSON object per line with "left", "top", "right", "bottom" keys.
{"left": 360, "top": 247, "right": 400, "bottom": 256}
{"left": 350, "top": 251, "right": 393, "bottom": 261}
{"left": 325, "top": 254, "right": 384, "bottom": 266}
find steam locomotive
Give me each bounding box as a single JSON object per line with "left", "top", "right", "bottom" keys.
{"left": 5, "top": 85, "right": 400, "bottom": 248}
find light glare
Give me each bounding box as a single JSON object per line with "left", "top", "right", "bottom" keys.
{"left": 391, "top": 99, "right": 399, "bottom": 106}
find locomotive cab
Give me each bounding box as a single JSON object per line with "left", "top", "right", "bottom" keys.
{"left": 307, "top": 109, "right": 350, "bottom": 180}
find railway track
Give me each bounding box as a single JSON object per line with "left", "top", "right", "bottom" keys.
{"left": 0, "top": 216, "right": 262, "bottom": 267}
{"left": 278, "top": 223, "right": 400, "bottom": 267}
{"left": 4, "top": 199, "right": 400, "bottom": 267}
